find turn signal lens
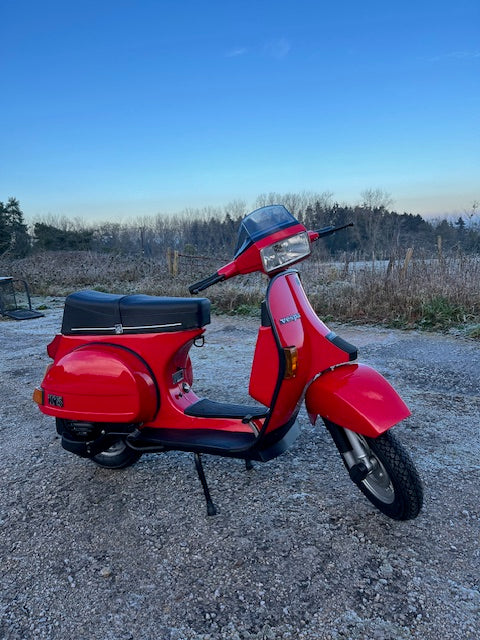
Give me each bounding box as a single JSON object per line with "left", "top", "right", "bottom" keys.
{"left": 32, "top": 387, "right": 44, "bottom": 405}
{"left": 283, "top": 346, "right": 298, "bottom": 379}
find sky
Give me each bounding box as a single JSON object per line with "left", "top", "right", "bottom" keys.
{"left": 1, "top": 0, "right": 479, "bottom": 222}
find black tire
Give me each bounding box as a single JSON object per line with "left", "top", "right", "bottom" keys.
{"left": 92, "top": 439, "right": 142, "bottom": 469}
{"left": 56, "top": 419, "right": 142, "bottom": 469}
{"left": 328, "top": 424, "right": 423, "bottom": 520}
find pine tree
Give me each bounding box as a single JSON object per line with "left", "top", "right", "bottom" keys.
{"left": 0, "top": 202, "right": 10, "bottom": 254}
{"left": 0, "top": 198, "right": 30, "bottom": 256}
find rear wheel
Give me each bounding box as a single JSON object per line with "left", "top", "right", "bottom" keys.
{"left": 92, "top": 439, "right": 142, "bottom": 469}
{"left": 326, "top": 422, "right": 423, "bottom": 520}
{"left": 56, "top": 419, "right": 142, "bottom": 469}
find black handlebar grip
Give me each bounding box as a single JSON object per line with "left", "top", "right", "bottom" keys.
{"left": 316, "top": 222, "right": 354, "bottom": 238}
{"left": 189, "top": 272, "right": 225, "bottom": 294}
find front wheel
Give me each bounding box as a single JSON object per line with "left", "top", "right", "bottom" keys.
{"left": 326, "top": 422, "right": 423, "bottom": 520}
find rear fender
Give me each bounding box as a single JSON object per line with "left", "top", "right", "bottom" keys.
{"left": 305, "top": 363, "right": 410, "bottom": 437}
{"left": 39, "top": 343, "right": 159, "bottom": 423}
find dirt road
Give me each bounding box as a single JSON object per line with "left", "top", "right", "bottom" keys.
{"left": 0, "top": 305, "right": 479, "bottom": 639}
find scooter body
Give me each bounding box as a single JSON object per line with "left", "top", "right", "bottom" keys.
{"left": 34, "top": 205, "right": 422, "bottom": 519}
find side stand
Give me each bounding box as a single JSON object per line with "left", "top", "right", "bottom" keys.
{"left": 194, "top": 453, "right": 217, "bottom": 516}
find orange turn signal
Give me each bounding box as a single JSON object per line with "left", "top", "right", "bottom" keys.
{"left": 283, "top": 346, "right": 298, "bottom": 379}
{"left": 32, "top": 387, "right": 44, "bottom": 405}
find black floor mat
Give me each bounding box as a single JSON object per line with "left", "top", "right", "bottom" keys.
{"left": 184, "top": 398, "right": 268, "bottom": 420}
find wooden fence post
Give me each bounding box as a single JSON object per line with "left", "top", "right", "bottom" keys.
{"left": 172, "top": 250, "right": 179, "bottom": 277}
{"left": 386, "top": 255, "right": 395, "bottom": 278}
{"left": 402, "top": 247, "right": 414, "bottom": 277}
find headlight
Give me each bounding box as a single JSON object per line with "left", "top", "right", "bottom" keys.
{"left": 260, "top": 232, "right": 311, "bottom": 273}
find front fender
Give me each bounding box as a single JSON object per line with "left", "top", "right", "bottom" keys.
{"left": 305, "top": 363, "right": 410, "bottom": 437}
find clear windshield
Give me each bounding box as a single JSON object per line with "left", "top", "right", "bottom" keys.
{"left": 234, "top": 205, "right": 299, "bottom": 257}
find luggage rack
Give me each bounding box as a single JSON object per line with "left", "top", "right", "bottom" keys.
{"left": 0, "top": 277, "right": 44, "bottom": 320}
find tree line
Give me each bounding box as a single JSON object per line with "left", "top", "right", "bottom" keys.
{"left": 1, "top": 192, "right": 479, "bottom": 260}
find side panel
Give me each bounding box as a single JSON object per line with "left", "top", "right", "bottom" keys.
{"left": 40, "top": 330, "right": 255, "bottom": 434}
{"left": 40, "top": 344, "right": 158, "bottom": 422}
{"left": 305, "top": 363, "right": 411, "bottom": 437}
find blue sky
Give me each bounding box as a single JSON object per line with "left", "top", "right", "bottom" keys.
{"left": 1, "top": 0, "right": 479, "bottom": 222}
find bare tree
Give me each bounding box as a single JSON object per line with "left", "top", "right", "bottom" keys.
{"left": 224, "top": 199, "right": 247, "bottom": 219}
{"left": 466, "top": 200, "right": 479, "bottom": 229}
{"left": 254, "top": 191, "right": 333, "bottom": 220}
{"left": 360, "top": 188, "right": 393, "bottom": 211}
{"left": 360, "top": 189, "right": 394, "bottom": 260}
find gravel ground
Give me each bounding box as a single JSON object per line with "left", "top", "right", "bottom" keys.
{"left": 0, "top": 301, "right": 479, "bottom": 640}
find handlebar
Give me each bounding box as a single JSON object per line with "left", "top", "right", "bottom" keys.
{"left": 189, "top": 222, "right": 353, "bottom": 293}
{"left": 189, "top": 272, "right": 225, "bottom": 294}
{"left": 314, "top": 222, "right": 354, "bottom": 239}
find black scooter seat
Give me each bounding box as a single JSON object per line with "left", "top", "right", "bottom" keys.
{"left": 62, "top": 290, "right": 211, "bottom": 335}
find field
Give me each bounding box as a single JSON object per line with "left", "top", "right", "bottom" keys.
{"left": 1, "top": 250, "right": 480, "bottom": 334}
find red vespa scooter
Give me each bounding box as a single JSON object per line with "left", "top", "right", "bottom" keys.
{"left": 33, "top": 205, "right": 423, "bottom": 519}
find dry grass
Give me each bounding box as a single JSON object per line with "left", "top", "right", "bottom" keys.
{"left": 1, "top": 252, "right": 175, "bottom": 296}
{"left": 300, "top": 255, "right": 480, "bottom": 330}
{"left": 1, "top": 251, "right": 479, "bottom": 332}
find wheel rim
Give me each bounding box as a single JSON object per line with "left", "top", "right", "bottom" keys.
{"left": 346, "top": 435, "right": 396, "bottom": 505}
{"left": 100, "top": 440, "right": 127, "bottom": 458}
{"left": 362, "top": 454, "right": 395, "bottom": 504}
